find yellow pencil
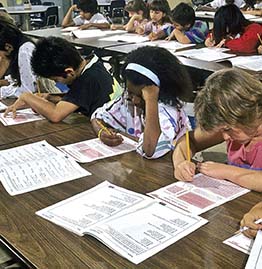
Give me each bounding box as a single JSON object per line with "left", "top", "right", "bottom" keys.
{"left": 257, "top": 33, "right": 262, "bottom": 44}
{"left": 96, "top": 120, "right": 112, "bottom": 135}
{"left": 185, "top": 128, "right": 191, "bottom": 162}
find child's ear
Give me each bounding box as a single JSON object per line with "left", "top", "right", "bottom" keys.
{"left": 4, "top": 43, "right": 14, "bottom": 54}
{"left": 64, "top": 67, "right": 75, "bottom": 77}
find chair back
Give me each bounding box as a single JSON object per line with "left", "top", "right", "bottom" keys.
{"left": 42, "top": 1, "right": 55, "bottom": 6}
{"left": 109, "top": 0, "right": 126, "bottom": 18}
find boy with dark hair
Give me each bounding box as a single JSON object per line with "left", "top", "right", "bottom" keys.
{"left": 62, "top": 0, "right": 109, "bottom": 29}
{"left": 4, "top": 37, "right": 122, "bottom": 123}
{"left": 151, "top": 2, "right": 208, "bottom": 44}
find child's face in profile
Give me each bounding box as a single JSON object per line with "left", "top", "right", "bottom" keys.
{"left": 80, "top": 10, "right": 92, "bottom": 20}
{"left": 126, "top": 80, "right": 145, "bottom": 108}
{"left": 150, "top": 10, "right": 164, "bottom": 23}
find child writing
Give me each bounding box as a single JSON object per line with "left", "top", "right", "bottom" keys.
{"left": 0, "top": 19, "right": 36, "bottom": 99}
{"left": 62, "top": 0, "right": 109, "bottom": 30}
{"left": 205, "top": 4, "right": 262, "bottom": 53}
{"left": 173, "top": 68, "right": 262, "bottom": 192}
{"left": 240, "top": 202, "right": 262, "bottom": 238}
{"left": 91, "top": 46, "right": 193, "bottom": 159}
{"left": 136, "top": 0, "right": 172, "bottom": 39}
{"left": 4, "top": 37, "right": 122, "bottom": 122}
{"left": 152, "top": 3, "right": 209, "bottom": 44}
{"left": 111, "top": 0, "right": 149, "bottom": 32}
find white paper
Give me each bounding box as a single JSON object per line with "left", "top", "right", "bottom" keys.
{"left": 61, "top": 26, "right": 79, "bottom": 32}
{"left": 0, "top": 140, "right": 91, "bottom": 195}
{"left": 36, "top": 181, "right": 207, "bottom": 264}
{"left": 72, "top": 29, "right": 106, "bottom": 38}
{"left": 228, "top": 56, "right": 262, "bottom": 71}
{"left": 0, "top": 101, "right": 7, "bottom": 111}
{"left": 144, "top": 40, "right": 196, "bottom": 51}
{"left": 245, "top": 230, "right": 262, "bottom": 268}
{"left": 223, "top": 232, "right": 254, "bottom": 255}
{"left": 99, "top": 34, "right": 149, "bottom": 43}
{"left": 0, "top": 108, "right": 45, "bottom": 126}
{"left": 148, "top": 173, "right": 250, "bottom": 215}
{"left": 58, "top": 136, "right": 137, "bottom": 163}
{"left": 175, "top": 47, "right": 236, "bottom": 62}
{"left": 195, "top": 11, "right": 215, "bottom": 17}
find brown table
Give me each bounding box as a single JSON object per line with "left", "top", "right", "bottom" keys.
{"left": 0, "top": 118, "right": 261, "bottom": 268}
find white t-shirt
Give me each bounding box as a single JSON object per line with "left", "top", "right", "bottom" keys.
{"left": 210, "top": 0, "right": 245, "bottom": 8}
{"left": 73, "top": 13, "right": 108, "bottom": 26}
{"left": 0, "top": 42, "right": 36, "bottom": 98}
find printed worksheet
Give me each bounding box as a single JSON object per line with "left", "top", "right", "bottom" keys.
{"left": 0, "top": 108, "right": 45, "bottom": 126}
{"left": 148, "top": 173, "right": 250, "bottom": 215}
{"left": 245, "top": 230, "right": 262, "bottom": 269}
{"left": 58, "top": 136, "right": 137, "bottom": 163}
{"left": 0, "top": 140, "right": 91, "bottom": 195}
{"left": 228, "top": 56, "right": 262, "bottom": 71}
{"left": 37, "top": 181, "right": 208, "bottom": 264}
{"left": 99, "top": 34, "right": 149, "bottom": 43}
{"left": 145, "top": 40, "right": 196, "bottom": 51}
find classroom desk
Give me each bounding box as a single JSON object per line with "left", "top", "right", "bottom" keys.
{"left": 0, "top": 119, "right": 261, "bottom": 268}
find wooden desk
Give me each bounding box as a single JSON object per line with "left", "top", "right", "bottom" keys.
{"left": 0, "top": 120, "right": 261, "bottom": 268}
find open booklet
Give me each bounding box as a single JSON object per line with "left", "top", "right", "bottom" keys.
{"left": 148, "top": 173, "right": 250, "bottom": 215}
{"left": 226, "top": 55, "right": 262, "bottom": 72}
{"left": 58, "top": 136, "right": 138, "bottom": 163}
{"left": 36, "top": 181, "right": 208, "bottom": 264}
{"left": 0, "top": 140, "right": 90, "bottom": 195}
{"left": 0, "top": 108, "right": 45, "bottom": 126}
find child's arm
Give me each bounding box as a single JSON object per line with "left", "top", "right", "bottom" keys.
{"left": 205, "top": 33, "right": 215, "bottom": 47}
{"left": 4, "top": 92, "right": 78, "bottom": 123}
{"left": 125, "top": 14, "right": 142, "bottom": 32}
{"left": 258, "top": 45, "right": 262, "bottom": 55}
{"left": 168, "top": 28, "right": 191, "bottom": 44}
{"left": 62, "top": 4, "right": 78, "bottom": 28}
{"left": 240, "top": 202, "right": 262, "bottom": 238}
{"left": 173, "top": 127, "right": 224, "bottom": 181}
{"left": 141, "top": 85, "right": 161, "bottom": 157}
{"left": 79, "top": 22, "right": 110, "bottom": 30}
{"left": 149, "top": 30, "right": 166, "bottom": 41}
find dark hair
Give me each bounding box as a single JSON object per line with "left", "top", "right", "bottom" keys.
{"left": 77, "top": 0, "right": 98, "bottom": 15}
{"left": 125, "top": 0, "right": 149, "bottom": 19}
{"left": 0, "top": 19, "right": 31, "bottom": 85}
{"left": 213, "top": 4, "right": 249, "bottom": 44}
{"left": 171, "top": 3, "right": 195, "bottom": 27}
{"left": 31, "top": 37, "right": 82, "bottom": 78}
{"left": 149, "top": 0, "right": 172, "bottom": 24}
{"left": 122, "top": 46, "right": 193, "bottom": 107}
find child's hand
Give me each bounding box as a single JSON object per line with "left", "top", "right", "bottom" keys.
{"left": 258, "top": 45, "right": 262, "bottom": 55}
{"left": 4, "top": 98, "right": 26, "bottom": 119}
{"left": 135, "top": 26, "right": 145, "bottom": 35}
{"left": 79, "top": 23, "right": 92, "bottom": 30}
{"left": 148, "top": 32, "right": 158, "bottom": 41}
{"left": 100, "top": 129, "right": 124, "bottom": 147}
{"left": 174, "top": 160, "right": 196, "bottom": 181}
{"left": 197, "top": 161, "right": 229, "bottom": 179}
{"left": 216, "top": 39, "right": 226, "bottom": 48}
{"left": 240, "top": 205, "right": 262, "bottom": 238}
{"left": 70, "top": 4, "right": 78, "bottom": 12}
{"left": 205, "top": 37, "right": 215, "bottom": 47}
{"left": 141, "top": 85, "right": 159, "bottom": 102}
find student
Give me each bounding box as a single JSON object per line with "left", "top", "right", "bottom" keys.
{"left": 173, "top": 68, "right": 262, "bottom": 192}
{"left": 4, "top": 37, "right": 122, "bottom": 123}
{"left": 136, "top": 0, "right": 172, "bottom": 38}
{"left": 91, "top": 46, "right": 193, "bottom": 159}
{"left": 242, "top": 0, "right": 262, "bottom": 16}
{"left": 0, "top": 19, "right": 36, "bottom": 99}
{"left": 153, "top": 3, "right": 208, "bottom": 44}
{"left": 205, "top": 4, "right": 262, "bottom": 53}
{"left": 111, "top": 0, "right": 149, "bottom": 32}
{"left": 62, "top": 0, "right": 109, "bottom": 30}
{"left": 241, "top": 202, "right": 262, "bottom": 238}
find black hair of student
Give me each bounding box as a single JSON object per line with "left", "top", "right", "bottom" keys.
{"left": 125, "top": 0, "right": 149, "bottom": 19}
{"left": 31, "top": 37, "right": 82, "bottom": 78}
{"left": 149, "top": 0, "right": 172, "bottom": 24}
{"left": 171, "top": 2, "right": 195, "bottom": 27}
{"left": 77, "top": 0, "right": 98, "bottom": 15}
{"left": 213, "top": 4, "right": 250, "bottom": 44}
{"left": 122, "top": 46, "right": 193, "bottom": 107}
{"left": 0, "top": 19, "right": 31, "bottom": 85}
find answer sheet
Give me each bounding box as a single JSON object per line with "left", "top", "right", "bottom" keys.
{"left": 148, "top": 173, "right": 250, "bottom": 215}
{"left": 0, "top": 140, "right": 90, "bottom": 195}
{"left": 58, "top": 136, "right": 137, "bottom": 163}
{"left": 37, "top": 181, "right": 207, "bottom": 264}
{"left": 0, "top": 108, "right": 44, "bottom": 126}
{"left": 245, "top": 230, "right": 262, "bottom": 268}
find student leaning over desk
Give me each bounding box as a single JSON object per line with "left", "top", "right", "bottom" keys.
{"left": 173, "top": 68, "right": 262, "bottom": 192}
{"left": 62, "top": 0, "right": 110, "bottom": 30}
{"left": 91, "top": 46, "right": 193, "bottom": 159}
{"left": 0, "top": 19, "right": 36, "bottom": 99}
{"left": 205, "top": 4, "right": 262, "bottom": 53}
{"left": 4, "top": 37, "right": 122, "bottom": 123}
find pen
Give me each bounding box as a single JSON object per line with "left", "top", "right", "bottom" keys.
{"left": 257, "top": 33, "right": 262, "bottom": 44}
{"left": 234, "top": 218, "right": 262, "bottom": 235}
{"left": 96, "top": 120, "right": 112, "bottom": 135}
{"left": 185, "top": 128, "right": 191, "bottom": 162}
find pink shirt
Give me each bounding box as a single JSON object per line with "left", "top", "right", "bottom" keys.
{"left": 227, "top": 140, "right": 262, "bottom": 170}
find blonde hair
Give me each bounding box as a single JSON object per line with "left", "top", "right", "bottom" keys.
{"left": 0, "top": 11, "right": 15, "bottom": 25}
{"left": 195, "top": 68, "right": 262, "bottom": 131}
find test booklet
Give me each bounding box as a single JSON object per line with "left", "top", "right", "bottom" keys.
{"left": 58, "top": 136, "right": 138, "bottom": 163}
{"left": 245, "top": 230, "right": 262, "bottom": 269}
{"left": 0, "top": 108, "right": 45, "bottom": 126}
{"left": 148, "top": 173, "right": 250, "bottom": 215}
{"left": 0, "top": 140, "right": 91, "bottom": 195}
{"left": 36, "top": 181, "right": 208, "bottom": 264}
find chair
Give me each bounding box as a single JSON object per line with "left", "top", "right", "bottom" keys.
{"left": 31, "top": 6, "right": 59, "bottom": 29}
{"left": 109, "top": 0, "right": 127, "bottom": 23}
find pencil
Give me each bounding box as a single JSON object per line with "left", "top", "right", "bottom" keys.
{"left": 36, "top": 79, "right": 41, "bottom": 94}
{"left": 185, "top": 128, "right": 191, "bottom": 162}
{"left": 96, "top": 120, "right": 112, "bottom": 135}
{"left": 257, "top": 33, "right": 262, "bottom": 44}
{"left": 234, "top": 218, "right": 262, "bottom": 235}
